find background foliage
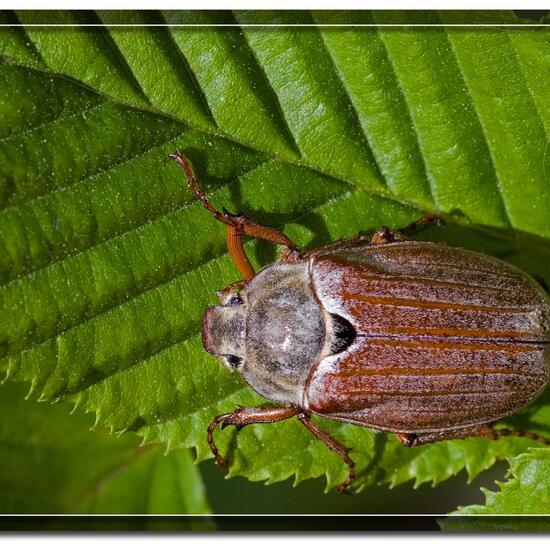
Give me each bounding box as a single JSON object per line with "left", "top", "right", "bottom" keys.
{"left": 0, "top": 9, "right": 549, "bottom": 522}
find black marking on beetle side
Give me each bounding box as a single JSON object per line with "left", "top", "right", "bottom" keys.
{"left": 329, "top": 313, "right": 357, "bottom": 355}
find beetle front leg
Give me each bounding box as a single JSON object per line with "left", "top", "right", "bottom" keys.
{"left": 298, "top": 413, "right": 356, "bottom": 494}
{"left": 169, "top": 151, "right": 300, "bottom": 279}
{"left": 207, "top": 406, "right": 302, "bottom": 469}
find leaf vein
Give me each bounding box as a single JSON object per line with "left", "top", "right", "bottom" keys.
{"left": 441, "top": 18, "right": 514, "bottom": 228}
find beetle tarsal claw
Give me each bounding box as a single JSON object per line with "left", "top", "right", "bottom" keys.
{"left": 335, "top": 478, "right": 354, "bottom": 495}
{"left": 215, "top": 456, "right": 229, "bottom": 469}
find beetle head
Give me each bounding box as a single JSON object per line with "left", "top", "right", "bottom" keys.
{"left": 202, "top": 292, "right": 246, "bottom": 370}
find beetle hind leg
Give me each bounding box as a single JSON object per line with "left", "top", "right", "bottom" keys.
{"left": 370, "top": 226, "right": 404, "bottom": 245}
{"left": 400, "top": 214, "right": 446, "bottom": 236}
{"left": 394, "top": 424, "right": 550, "bottom": 447}
{"left": 394, "top": 424, "right": 497, "bottom": 446}
{"left": 490, "top": 427, "right": 550, "bottom": 446}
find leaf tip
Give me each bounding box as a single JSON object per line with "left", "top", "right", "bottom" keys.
{"left": 24, "top": 379, "right": 38, "bottom": 400}
{"left": 0, "top": 369, "right": 11, "bottom": 385}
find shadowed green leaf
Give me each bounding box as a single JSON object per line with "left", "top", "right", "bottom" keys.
{"left": 0, "top": 381, "right": 211, "bottom": 523}
{"left": 441, "top": 517, "right": 550, "bottom": 532}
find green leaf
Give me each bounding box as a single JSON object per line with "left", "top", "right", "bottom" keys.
{"left": 442, "top": 448, "right": 550, "bottom": 529}
{"left": 441, "top": 517, "right": 550, "bottom": 532}
{"left": 1, "top": 10, "right": 550, "bottom": 493}
{"left": 0, "top": 381, "right": 211, "bottom": 522}
{"left": 452, "top": 448, "right": 550, "bottom": 514}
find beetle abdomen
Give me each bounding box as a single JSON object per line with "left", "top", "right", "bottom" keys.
{"left": 306, "top": 242, "right": 550, "bottom": 433}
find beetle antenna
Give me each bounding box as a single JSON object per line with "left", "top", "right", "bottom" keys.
{"left": 168, "top": 151, "right": 228, "bottom": 225}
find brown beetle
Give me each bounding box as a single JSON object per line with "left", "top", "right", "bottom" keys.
{"left": 170, "top": 152, "right": 550, "bottom": 493}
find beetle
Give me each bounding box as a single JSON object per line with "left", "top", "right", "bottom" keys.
{"left": 169, "top": 151, "right": 550, "bottom": 493}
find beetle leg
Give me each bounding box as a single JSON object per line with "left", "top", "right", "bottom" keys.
{"left": 169, "top": 151, "right": 300, "bottom": 279}
{"left": 370, "top": 215, "right": 445, "bottom": 246}
{"left": 226, "top": 226, "right": 256, "bottom": 280}
{"left": 394, "top": 433, "right": 418, "bottom": 447}
{"left": 207, "top": 406, "right": 302, "bottom": 469}
{"left": 394, "top": 424, "right": 497, "bottom": 446}
{"left": 399, "top": 214, "right": 446, "bottom": 236}
{"left": 394, "top": 423, "right": 550, "bottom": 447}
{"left": 491, "top": 427, "right": 550, "bottom": 446}
{"left": 370, "top": 226, "right": 405, "bottom": 245}
{"left": 298, "top": 412, "right": 356, "bottom": 494}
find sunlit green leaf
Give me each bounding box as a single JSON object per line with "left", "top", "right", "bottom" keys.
{"left": 452, "top": 448, "right": 550, "bottom": 514}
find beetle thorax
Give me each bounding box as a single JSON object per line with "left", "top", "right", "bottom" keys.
{"left": 243, "top": 263, "right": 325, "bottom": 405}
{"left": 201, "top": 262, "right": 327, "bottom": 406}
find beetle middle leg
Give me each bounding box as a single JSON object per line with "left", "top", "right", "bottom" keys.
{"left": 370, "top": 215, "right": 446, "bottom": 245}
{"left": 298, "top": 412, "right": 355, "bottom": 494}
{"left": 169, "top": 151, "right": 300, "bottom": 280}
{"left": 400, "top": 214, "right": 446, "bottom": 236}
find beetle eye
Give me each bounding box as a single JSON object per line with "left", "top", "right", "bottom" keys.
{"left": 226, "top": 294, "right": 243, "bottom": 307}
{"left": 223, "top": 354, "right": 242, "bottom": 369}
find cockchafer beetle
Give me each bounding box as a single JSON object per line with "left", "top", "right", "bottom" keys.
{"left": 169, "top": 152, "right": 550, "bottom": 493}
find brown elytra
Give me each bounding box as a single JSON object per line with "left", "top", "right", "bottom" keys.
{"left": 170, "top": 152, "right": 550, "bottom": 493}
{"left": 306, "top": 242, "right": 549, "bottom": 432}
